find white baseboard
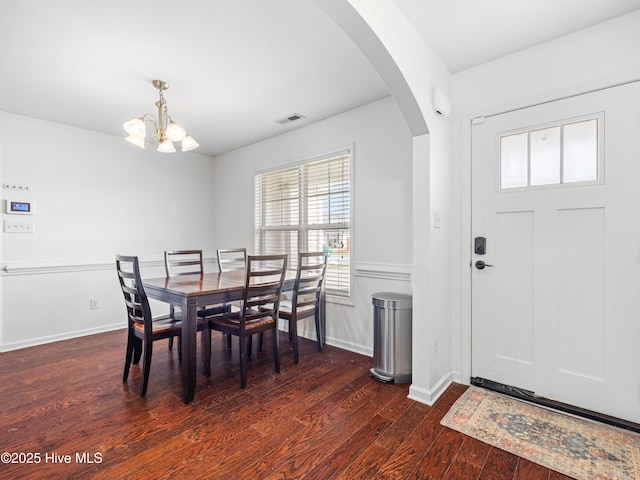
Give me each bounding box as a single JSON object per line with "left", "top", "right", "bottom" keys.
{"left": 324, "top": 335, "right": 372, "bottom": 358}
{"left": 450, "top": 369, "right": 463, "bottom": 385}
{"left": 407, "top": 371, "right": 455, "bottom": 406}
{"left": 0, "top": 323, "right": 125, "bottom": 352}
{"left": 292, "top": 324, "right": 372, "bottom": 358}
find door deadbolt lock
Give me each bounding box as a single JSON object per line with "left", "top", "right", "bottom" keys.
{"left": 475, "top": 260, "right": 494, "bottom": 270}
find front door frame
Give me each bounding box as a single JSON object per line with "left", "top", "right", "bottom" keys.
{"left": 460, "top": 80, "right": 640, "bottom": 389}
{"left": 461, "top": 80, "right": 640, "bottom": 431}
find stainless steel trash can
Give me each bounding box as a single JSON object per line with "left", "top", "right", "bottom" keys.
{"left": 370, "top": 292, "right": 412, "bottom": 383}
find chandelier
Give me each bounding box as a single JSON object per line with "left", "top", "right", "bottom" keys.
{"left": 123, "top": 80, "right": 199, "bottom": 153}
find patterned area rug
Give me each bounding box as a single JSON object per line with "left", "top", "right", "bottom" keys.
{"left": 441, "top": 386, "right": 640, "bottom": 480}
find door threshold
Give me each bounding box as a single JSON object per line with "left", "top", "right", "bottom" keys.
{"left": 471, "top": 377, "right": 640, "bottom": 434}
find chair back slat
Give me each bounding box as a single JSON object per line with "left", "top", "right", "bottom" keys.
{"left": 164, "top": 250, "right": 204, "bottom": 277}
{"left": 250, "top": 269, "right": 284, "bottom": 278}
{"left": 217, "top": 248, "right": 247, "bottom": 272}
{"left": 248, "top": 283, "right": 282, "bottom": 296}
{"left": 295, "top": 297, "right": 319, "bottom": 309}
{"left": 298, "top": 275, "right": 323, "bottom": 290}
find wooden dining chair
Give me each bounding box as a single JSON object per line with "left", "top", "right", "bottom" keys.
{"left": 217, "top": 248, "right": 247, "bottom": 272}
{"left": 216, "top": 247, "right": 247, "bottom": 349}
{"left": 116, "top": 254, "right": 209, "bottom": 396}
{"left": 207, "top": 254, "right": 287, "bottom": 388}
{"left": 275, "top": 251, "right": 328, "bottom": 363}
{"left": 164, "top": 250, "right": 227, "bottom": 351}
{"left": 164, "top": 249, "right": 204, "bottom": 277}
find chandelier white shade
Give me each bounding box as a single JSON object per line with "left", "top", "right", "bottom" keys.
{"left": 123, "top": 80, "right": 199, "bottom": 153}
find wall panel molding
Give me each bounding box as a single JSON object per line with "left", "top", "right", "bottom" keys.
{"left": 354, "top": 262, "right": 412, "bottom": 282}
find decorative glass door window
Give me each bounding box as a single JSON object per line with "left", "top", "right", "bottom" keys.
{"left": 499, "top": 115, "right": 601, "bottom": 190}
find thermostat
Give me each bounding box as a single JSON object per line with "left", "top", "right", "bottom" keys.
{"left": 5, "top": 199, "right": 34, "bottom": 215}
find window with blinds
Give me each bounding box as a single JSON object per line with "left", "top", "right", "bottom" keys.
{"left": 254, "top": 151, "right": 351, "bottom": 296}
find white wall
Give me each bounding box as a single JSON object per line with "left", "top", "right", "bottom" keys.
{"left": 0, "top": 111, "right": 217, "bottom": 350}
{"left": 450, "top": 10, "right": 640, "bottom": 382}
{"left": 326, "top": 0, "right": 454, "bottom": 406}
{"left": 453, "top": 11, "right": 640, "bottom": 118}
{"left": 211, "top": 96, "right": 413, "bottom": 355}
{"left": 0, "top": 96, "right": 415, "bottom": 358}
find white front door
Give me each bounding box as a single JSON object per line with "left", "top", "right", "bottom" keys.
{"left": 471, "top": 81, "right": 640, "bottom": 423}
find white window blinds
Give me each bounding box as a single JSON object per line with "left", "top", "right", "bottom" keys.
{"left": 254, "top": 152, "right": 351, "bottom": 295}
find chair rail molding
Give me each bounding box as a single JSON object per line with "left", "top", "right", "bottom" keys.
{"left": 354, "top": 261, "right": 412, "bottom": 282}
{"left": 2, "top": 254, "right": 218, "bottom": 276}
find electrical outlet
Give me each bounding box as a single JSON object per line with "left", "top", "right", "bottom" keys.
{"left": 90, "top": 298, "right": 100, "bottom": 310}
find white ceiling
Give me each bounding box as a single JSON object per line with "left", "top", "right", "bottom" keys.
{"left": 393, "top": 0, "right": 640, "bottom": 73}
{"left": 1, "top": 0, "right": 639, "bottom": 157}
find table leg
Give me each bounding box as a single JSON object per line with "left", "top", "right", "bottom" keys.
{"left": 181, "top": 299, "right": 198, "bottom": 404}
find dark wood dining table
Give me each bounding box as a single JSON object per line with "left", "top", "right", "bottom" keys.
{"left": 142, "top": 270, "right": 318, "bottom": 404}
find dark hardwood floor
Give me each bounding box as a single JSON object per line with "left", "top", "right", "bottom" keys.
{"left": 0, "top": 329, "right": 573, "bottom": 479}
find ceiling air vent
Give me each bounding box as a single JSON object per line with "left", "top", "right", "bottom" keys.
{"left": 275, "top": 113, "right": 305, "bottom": 125}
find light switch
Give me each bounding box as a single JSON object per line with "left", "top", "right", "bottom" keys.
{"left": 2, "top": 183, "right": 32, "bottom": 191}
{"left": 4, "top": 220, "right": 35, "bottom": 233}
{"left": 433, "top": 211, "right": 442, "bottom": 229}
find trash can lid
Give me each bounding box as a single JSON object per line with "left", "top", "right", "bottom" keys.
{"left": 372, "top": 292, "right": 412, "bottom": 308}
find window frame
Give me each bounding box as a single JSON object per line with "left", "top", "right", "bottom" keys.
{"left": 253, "top": 147, "right": 353, "bottom": 298}
{"left": 497, "top": 112, "right": 604, "bottom": 193}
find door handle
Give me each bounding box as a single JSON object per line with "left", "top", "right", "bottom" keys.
{"left": 475, "top": 260, "right": 494, "bottom": 270}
